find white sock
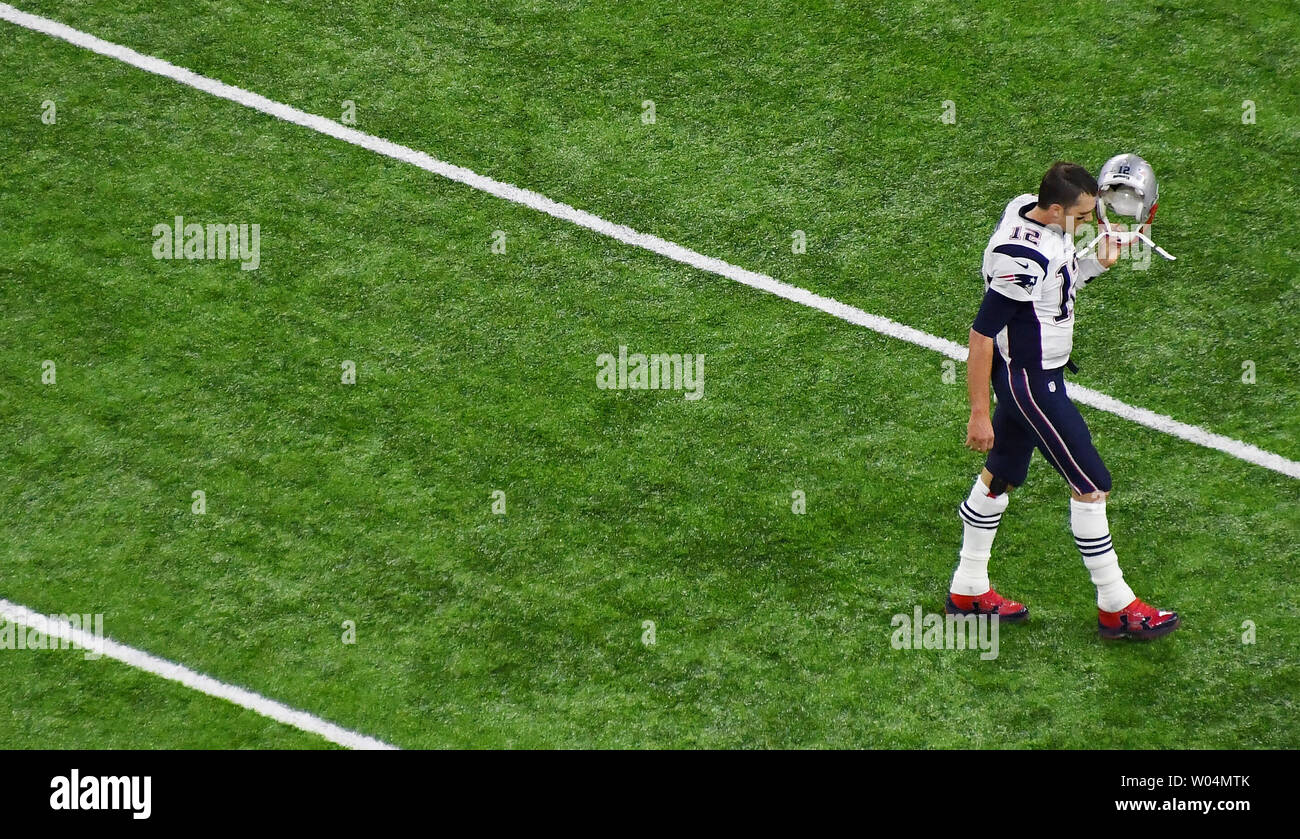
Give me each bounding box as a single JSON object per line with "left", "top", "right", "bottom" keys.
{"left": 951, "top": 475, "right": 1009, "bottom": 595}
{"left": 1071, "top": 498, "right": 1136, "bottom": 611}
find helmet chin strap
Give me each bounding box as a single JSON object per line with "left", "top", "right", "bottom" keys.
{"left": 1079, "top": 195, "right": 1176, "bottom": 261}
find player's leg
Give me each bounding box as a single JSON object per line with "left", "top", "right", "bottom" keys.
{"left": 949, "top": 466, "right": 1014, "bottom": 596}
{"left": 1071, "top": 488, "right": 1179, "bottom": 640}
{"left": 1008, "top": 367, "right": 1179, "bottom": 639}
{"left": 947, "top": 361, "right": 1033, "bottom": 622}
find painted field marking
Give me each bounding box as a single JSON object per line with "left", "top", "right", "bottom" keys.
{"left": 0, "top": 599, "right": 397, "bottom": 749}
{"left": 3, "top": 2, "right": 1294, "bottom": 479}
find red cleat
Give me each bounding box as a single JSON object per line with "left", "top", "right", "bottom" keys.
{"left": 1098, "top": 598, "right": 1180, "bottom": 640}
{"left": 945, "top": 589, "right": 1029, "bottom": 623}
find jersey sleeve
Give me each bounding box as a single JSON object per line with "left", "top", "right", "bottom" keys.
{"left": 972, "top": 286, "right": 1032, "bottom": 338}
{"left": 1077, "top": 253, "right": 1107, "bottom": 285}
{"left": 984, "top": 243, "right": 1049, "bottom": 302}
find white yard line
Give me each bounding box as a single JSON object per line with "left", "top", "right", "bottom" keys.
{"left": 4, "top": 3, "right": 1295, "bottom": 480}
{"left": 0, "top": 599, "right": 397, "bottom": 749}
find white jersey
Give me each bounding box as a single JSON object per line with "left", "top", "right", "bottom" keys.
{"left": 981, "top": 194, "right": 1106, "bottom": 370}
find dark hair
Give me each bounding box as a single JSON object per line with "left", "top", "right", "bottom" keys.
{"left": 1037, "top": 162, "right": 1098, "bottom": 210}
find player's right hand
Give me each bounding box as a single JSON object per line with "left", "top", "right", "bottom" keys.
{"left": 966, "top": 413, "right": 994, "bottom": 452}
{"left": 1096, "top": 223, "right": 1133, "bottom": 269}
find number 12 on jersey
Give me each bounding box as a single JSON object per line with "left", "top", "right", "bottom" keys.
{"left": 1055, "top": 264, "right": 1076, "bottom": 323}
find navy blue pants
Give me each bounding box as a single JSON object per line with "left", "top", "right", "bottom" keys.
{"left": 985, "top": 357, "right": 1112, "bottom": 494}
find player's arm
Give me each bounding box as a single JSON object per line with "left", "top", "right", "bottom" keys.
{"left": 1081, "top": 213, "right": 1150, "bottom": 282}
{"left": 1079, "top": 232, "right": 1122, "bottom": 282}
{"left": 964, "top": 265, "right": 1037, "bottom": 451}
{"left": 1077, "top": 253, "right": 1109, "bottom": 284}
{"left": 966, "top": 327, "right": 996, "bottom": 451}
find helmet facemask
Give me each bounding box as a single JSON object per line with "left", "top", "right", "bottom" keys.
{"left": 1098, "top": 184, "right": 1147, "bottom": 224}
{"left": 1080, "top": 154, "right": 1176, "bottom": 262}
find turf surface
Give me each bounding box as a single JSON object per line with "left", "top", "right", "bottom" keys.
{"left": 1, "top": 0, "right": 1296, "bottom": 748}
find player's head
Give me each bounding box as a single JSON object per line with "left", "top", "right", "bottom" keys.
{"left": 1036, "top": 162, "right": 1098, "bottom": 234}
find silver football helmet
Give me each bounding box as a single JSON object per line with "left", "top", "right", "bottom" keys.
{"left": 1096, "top": 153, "right": 1158, "bottom": 227}
{"left": 1080, "top": 153, "right": 1176, "bottom": 261}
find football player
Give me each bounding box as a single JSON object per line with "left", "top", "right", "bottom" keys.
{"left": 947, "top": 161, "right": 1179, "bottom": 640}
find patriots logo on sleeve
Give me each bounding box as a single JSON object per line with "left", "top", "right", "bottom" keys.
{"left": 990, "top": 243, "right": 1050, "bottom": 291}
{"left": 997, "top": 259, "right": 1039, "bottom": 290}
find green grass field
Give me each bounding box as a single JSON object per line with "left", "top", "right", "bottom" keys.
{"left": 1, "top": 0, "right": 1297, "bottom": 748}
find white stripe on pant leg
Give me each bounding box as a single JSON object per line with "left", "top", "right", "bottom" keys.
{"left": 1005, "top": 366, "right": 1081, "bottom": 493}
{"left": 1019, "top": 369, "right": 1099, "bottom": 494}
